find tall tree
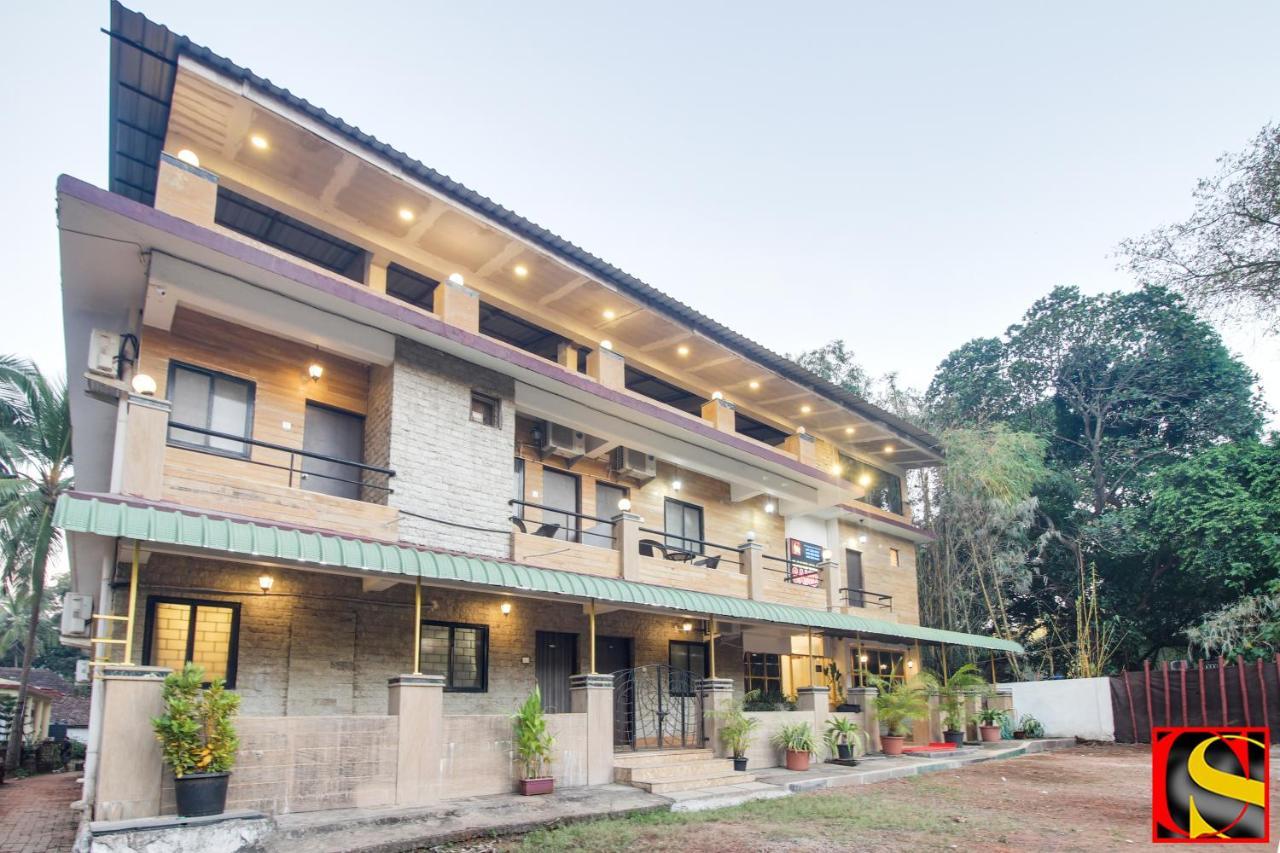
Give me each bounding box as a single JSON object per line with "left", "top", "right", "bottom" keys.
{"left": 788, "top": 340, "right": 872, "bottom": 398}
{"left": 0, "top": 357, "right": 71, "bottom": 771}
{"left": 1122, "top": 123, "right": 1280, "bottom": 334}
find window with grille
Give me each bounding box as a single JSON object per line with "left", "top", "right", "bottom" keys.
{"left": 419, "top": 620, "right": 488, "bottom": 692}
{"left": 743, "top": 652, "right": 782, "bottom": 696}
{"left": 143, "top": 597, "right": 240, "bottom": 687}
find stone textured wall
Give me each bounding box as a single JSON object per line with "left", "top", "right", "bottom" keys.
{"left": 387, "top": 338, "right": 515, "bottom": 557}
{"left": 439, "top": 712, "right": 588, "bottom": 798}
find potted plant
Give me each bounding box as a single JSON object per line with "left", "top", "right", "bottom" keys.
{"left": 1016, "top": 713, "right": 1044, "bottom": 740}
{"left": 712, "top": 695, "right": 762, "bottom": 771}
{"left": 866, "top": 668, "right": 929, "bottom": 756}
{"left": 151, "top": 663, "right": 240, "bottom": 818}
{"left": 973, "top": 707, "right": 1008, "bottom": 742}
{"left": 824, "top": 716, "right": 868, "bottom": 762}
{"left": 513, "top": 686, "right": 555, "bottom": 795}
{"left": 925, "top": 662, "right": 988, "bottom": 746}
{"left": 771, "top": 722, "right": 817, "bottom": 771}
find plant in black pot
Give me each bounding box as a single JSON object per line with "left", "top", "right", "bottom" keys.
{"left": 926, "top": 663, "right": 989, "bottom": 746}
{"left": 824, "top": 716, "right": 868, "bottom": 762}
{"left": 152, "top": 663, "right": 240, "bottom": 818}
{"left": 711, "top": 692, "right": 762, "bottom": 771}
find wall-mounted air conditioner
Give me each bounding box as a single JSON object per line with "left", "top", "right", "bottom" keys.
{"left": 540, "top": 421, "right": 585, "bottom": 457}
{"left": 612, "top": 446, "right": 657, "bottom": 480}
{"left": 60, "top": 592, "right": 94, "bottom": 638}
{"left": 87, "top": 329, "right": 122, "bottom": 377}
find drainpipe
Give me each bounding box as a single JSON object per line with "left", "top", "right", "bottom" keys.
{"left": 78, "top": 551, "right": 115, "bottom": 814}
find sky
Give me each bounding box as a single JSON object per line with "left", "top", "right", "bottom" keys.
{"left": 2, "top": 1, "right": 1278, "bottom": 425}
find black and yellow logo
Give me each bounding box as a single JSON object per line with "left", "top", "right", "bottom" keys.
{"left": 1153, "top": 727, "right": 1269, "bottom": 843}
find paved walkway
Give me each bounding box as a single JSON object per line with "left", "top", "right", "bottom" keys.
{"left": 0, "top": 772, "right": 82, "bottom": 853}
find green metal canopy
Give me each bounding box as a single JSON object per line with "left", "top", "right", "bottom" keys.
{"left": 55, "top": 493, "right": 1022, "bottom": 653}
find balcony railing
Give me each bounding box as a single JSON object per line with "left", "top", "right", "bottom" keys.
{"left": 762, "top": 554, "right": 823, "bottom": 587}
{"left": 842, "top": 588, "right": 893, "bottom": 611}
{"left": 167, "top": 421, "right": 395, "bottom": 499}
{"left": 637, "top": 528, "right": 742, "bottom": 569}
{"left": 507, "top": 499, "right": 616, "bottom": 547}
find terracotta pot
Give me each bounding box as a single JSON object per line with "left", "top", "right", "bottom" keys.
{"left": 784, "top": 749, "right": 810, "bottom": 771}
{"left": 519, "top": 777, "right": 555, "bottom": 796}
{"left": 980, "top": 724, "right": 1002, "bottom": 743}
{"left": 881, "top": 735, "right": 906, "bottom": 756}
{"left": 943, "top": 730, "right": 965, "bottom": 746}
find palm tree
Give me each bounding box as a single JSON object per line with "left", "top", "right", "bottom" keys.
{"left": 0, "top": 356, "right": 71, "bottom": 771}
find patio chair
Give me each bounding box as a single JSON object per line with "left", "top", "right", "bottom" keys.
{"left": 638, "top": 539, "right": 668, "bottom": 558}
{"left": 693, "top": 555, "right": 721, "bottom": 569}
{"left": 510, "top": 516, "right": 562, "bottom": 538}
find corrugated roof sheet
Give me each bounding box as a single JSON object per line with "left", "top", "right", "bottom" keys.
{"left": 56, "top": 493, "right": 1021, "bottom": 653}
{"left": 106, "top": 1, "right": 943, "bottom": 460}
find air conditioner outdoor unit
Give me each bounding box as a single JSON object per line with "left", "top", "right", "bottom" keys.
{"left": 540, "top": 421, "right": 585, "bottom": 457}
{"left": 612, "top": 446, "right": 657, "bottom": 480}
{"left": 87, "top": 329, "right": 121, "bottom": 377}
{"left": 60, "top": 592, "right": 94, "bottom": 638}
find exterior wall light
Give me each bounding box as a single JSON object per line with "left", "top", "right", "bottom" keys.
{"left": 821, "top": 549, "right": 833, "bottom": 562}
{"left": 681, "top": 621, "right": 694, "bottom": 633}
{"left": 130, "top": 373, "right": 158, "bottom": 396}
{"left": 764, "top": 501, "right": 776, "bottom": 514}
{"left": 600, "top": 340, "right": 613, "bottom": 351}
{"left": 796, "top": 426, "right": 806, "bottom": 435}
{"left": 671, "top": 479, "right": 682, "bottom": 491}
{"left": 617, "top": 498, "right": 632, "bottom": 512}
{"left": 448, "top": 272, "right": 465, "bottom": 285}
{"left": 859, "top": 654, "right": 869, "bottom": 663}
{"left": 745, "top": 530, "right": 756, "bottom": 542}
{"left": 500, "top": 602, "right": 512, "bottom": 617}
{"left": 176, "top": 149, "right": 200, "bottom": 168}
{"left": 308, "top": 363, "right": 324, "bottom": 382}
{"left": 711, "top": 391, "right": 723, "bottom": 401}
{"left": 258, "top": 574, "right": 274, "bottom": 594}
{"left": 859, "top": 533, "right": 868, "bottom": 544}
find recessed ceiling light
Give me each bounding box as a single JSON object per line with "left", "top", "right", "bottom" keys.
{"left": 249, "top": 134, "right": 269, "bottom": 150}
{"left": 831, "top": 464, "right": 843, "bottom": 475}
{"left": 398, "top": 208, "right": 415, "bottom": 222}
{"left": 513, "top": 264, "right": 529, "bottom": 278}
{"left": 845, "top": 426, "right": 855, "bottom": 436}
{"left": 602, "top": 309, "right": 616, "bottom": 320}
{"left": 800, "top": 405, "right": 812, "bottom": 414}
{"left": 858, "top": 473, "right": 872, "bottom": 487}
{"left": 883, "top": 444, "right": 895, "bottom": 454}
{"left": 677, "top": 345, "right": 690, "bottom": 357}
{"left": 748, "top": 380, "right": 760, "bottom": 390}
{"left": 175, "top": 149, "right": 200, "bottom": 167}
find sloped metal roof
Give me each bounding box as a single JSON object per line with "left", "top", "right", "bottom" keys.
{"left": 56, "top": 492, "right": 1020, "bottom": 653}
{"left": 105, "top": 1, "right": 944, "bottom": 461}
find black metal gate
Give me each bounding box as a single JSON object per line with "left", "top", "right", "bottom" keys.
{"left": 612, "top": 664, "right": 703, "bottom": 751}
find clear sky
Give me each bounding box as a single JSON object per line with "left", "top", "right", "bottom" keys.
{"left": 2, "top": 1, "right": 1277, "bottom": 423}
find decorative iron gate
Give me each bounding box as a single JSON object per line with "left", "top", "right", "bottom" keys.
{"left": 613, "top": 665, "right": 703, "bottom": 751}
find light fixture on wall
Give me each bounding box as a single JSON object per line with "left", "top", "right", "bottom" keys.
{"left": 130, "top": 373, "right": 157, "bottom": 396}
{"left": 671, "top": 479, "right": 682, "bottom": 492}
{"left": 176, "top": 149, "right": 200, "bottom": 167}
{"left": 821, "top": 549, "right": 833, "bottom": 562}
{"left": 599, "top": 340, "right": 613, "bottom": 351}
{"left": 906, "top": 660, "right": 915, "bottom": 669}
{"left": 796, "top": 426, "right": 806, "bottom": 435}
{"left": 448, "top": 272, "right": 466, "bottom": 285}
{"left": 857, "top": 473, "right": 872, "bottom": 488}
{"left": 711, "top": 391, "right": 723, "bottom": 401}
{"left": 617, "top": 498, "right": 632, "bottom": 512}
{"left": 258, "top": 574, "right": 274, "bottom": 594}
{"left": 680, "top": 621, "right": 694, "bottom": 633}
{"left": 745, "top": 530, "right": 756, "bottom": 542}
{"left": 764, "top": 500, "right": 776, "bottom": 514}
{"left": 500, "top": 602, "right": 512, "bottom": 617}
{"left": 859, "top": 654, "right": 869, "bottom": 664}
{"left": 308, "top": 362, "right": 324, "bottom": 382}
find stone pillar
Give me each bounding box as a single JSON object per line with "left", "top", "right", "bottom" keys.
{"left": 783, "top": 431, "right": 818, "bottom": 467}
{"left": 570, "top": 674, "right": 615, "bottom": 786}
{"left": 432, "top": 278, "right": 480, "bottom": 332}
{"left": 153, "top": 152, "right": 218, "bottom": 226}
{"left": 739, "top": 542, "right": 764, "bottom": 600}
{"left": 368, "top": 259, "right": 389, "bottom": 294}
{"left": 821, "top": 559, "right": 842, "bottom": 611}
{"left": 94, "top": 666, "right": 170, "bottom": 821}
{"left": 963, "top": 688, "right": 984, "bottom": 742}
{"left": 699, "top": 678, "right": 735, "bottom": 758}
{"left": 556, "top": 341, "right": 579, "bottom": 372}
{"left": 990, "top": 687, "right": 1015, "bottom": 724}
{"left": 926, "top": 692, "right": 944, "bottom": 743}
{"left": 586, "top": 346, "right": 625, "bottom": 390}
{"left": 846, "top": 686, "right": 880, "bottom": 753}
{"left": 613, "top": 512, "right": 642, "bottom": 581}
{"left": 388, "top": 674, "right": 445, "bottom": 805}
{"left": 700, "top": 397, "right": 736, "bottom": 432}
{"left": 120, "top": 394, "right": 171, "bottom": 501}
{"left": 796, "top": 685, "right": 830, "bottom": 738}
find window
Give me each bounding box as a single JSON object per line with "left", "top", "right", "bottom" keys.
{"left": 419, "top": 620, "right": 488, "bottom": 692}
{"left": 743, "top": 652, "right": 782, "bottom": 696}
{"left": 215, "top": 188, "right": 368, "bottom": 282}
{"left": 167, "top": 362, "right": 255, "bottom": 458}
{"left": 143, "top": 597, "right": 240, "bottom": 687}
{"left": 888, "top": 547, "right": 900, "bottom": 567}
{"left": 470, "top": 391, "right": 499, "bottom": 427}
{"left": 854, "top": 648, "right": 905, "bottom": 687}
{"left": 669, "top": 640, "right": 708, "bottom": 696}
{"left": 664, "top": 498, "right": 704, "bottom": 554}
{"left": 585, "top": 481, "right": 627, "bottom": 547}
{"left": 541, "top": 467, "right": 580, "bottom": 543}
{"left": 837, "top": 453, "right": 904, "bottom": 515}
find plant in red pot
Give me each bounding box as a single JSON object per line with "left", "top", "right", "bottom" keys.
{"left": 866, "top": 667, "right": 929, "bottom": 757}
{"left": 973, "top": 707, "right": 1008, "bottom": 742}
{"left": 151, "top": 663, "right": 240, "bottom": 818}
{"left": 513, "top": 687, "right": 555, "bottom": 795}
{"left": 771, "top": 722, "right": 817, "bottom": 771}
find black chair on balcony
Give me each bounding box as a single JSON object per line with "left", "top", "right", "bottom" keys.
{"left": 692, "top": 555, "right": 721, "bottom": 570}
{"left": 510, "top": 517, "right": 562, "bottom": 538}
{"left": 638, "top": 539, "right": 667, "bottom": 558}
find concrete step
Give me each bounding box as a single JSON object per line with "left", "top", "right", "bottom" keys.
{"left": 612, "top": 748, "right": 714, "bottom": 768}
{"left": 615, "top": 758, "right": 739, "bottom": 784}
{"left": 633, "top": 773, "right": 757, "bottom": 794}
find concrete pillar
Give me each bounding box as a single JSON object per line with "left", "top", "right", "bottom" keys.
{"left": 990, "top": 687, "right": 1015, "bottom": 724}
{"left": 846, "top": 686, "right": 880, "bottom": 753}
{"left": 586, "top": 346, "right": 625, "bottom": 390}
{"left": 388, "top": 674, "right": 445, "bottom": 805}
{"left": 153, "top": 152, "right": 218, "bottom": 227}
{"left": 94, "top": 666, "right": 170, "bottom": 821}
{"left": 963, "top": 688, "right": 984, "bottom": 742}
{"left": 739, "top": 542, "right": 764, "bottom": 600}
{"left": 569, "top": 674, "right": 615, "bottom": 786}
{"left": 556, "top": 341, "right": 579, "bottom": 372}
{"left": 699, "top": 677, "right": 735, "bottom": 758}
{"left": 699, "top": 397, "right": 736, "bottom": 433}
{"left": 368, "top": 259, "right": 389, "bottom": 293}
{"left": 613, "top": 512, "right": 642, "bottom": 581}
{"left": 926, "top": 692, "right": 943, "bottom": 743}
{"left": 821, "top": 559, "right": 842, "bottom": 611}
{"left": 783, "top": 431, "right": 818, "bottom": 467}
{"left": 796, "top": 685, "right": 830, "bottom": 737}
{"left": 120, "top": 395, "right": 171, "bottom": 501}
{"left": 432, "top": 278, "right": 480, "bottom": 332}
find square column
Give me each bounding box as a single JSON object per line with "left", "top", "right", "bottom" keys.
{"left": 586, "top": 346, "right": 625, "bottom": 390}
{"left": 612, "top": 512, "right": 642, "bottom": 581}
{"left": 796, "top": 685, "right": 830, "bottom": 737}
{"left": 699, "top": 678, "right": 735, "bottom": 758}
{"left": 94, "top": 666, "right": 170, "bottom": 821}
{"left": 784, "top": 431, "right": 817, "bottom": 467}
{"left": 846, "top": 686, "right": 880, "bottom": 753}
{"left": 153, "top": 152, "right": 218, "bottom": 226}
{"left": 821, "top": 559, "right": 842, "bottom": 611}
{"left": 739, "top": 542, "right": 764, "bottom": 600}
{"left": 433, "top": 278, "right": 480, "bottom": 332}
{"left": 700, "top": 397, "right": 737, "bottom": 432}
{"left": 569, "top": 674, "right": 615, "bottom": 785}
{"left": 388, "top": 674, "right": 445, "bottom": 805}
{"left": 120, "top": 395, "right": 171, "bottom": 501}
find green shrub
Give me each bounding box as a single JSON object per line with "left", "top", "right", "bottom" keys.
{"left": 151, "top": 663, "right": 241, "bottom": 777}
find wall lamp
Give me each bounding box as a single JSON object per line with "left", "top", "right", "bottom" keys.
{"left": 258, "top": 574, "right": 274, "bottom": 594}
{"left": 308, "top": 363, "right": 324, "bottom": 382}
{"left": 500, "top": 602, "right": 512, "bottom": 617}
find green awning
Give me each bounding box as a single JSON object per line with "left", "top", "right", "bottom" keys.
{"left": 55, "top": 493, "right": 1022, "bottom": 653}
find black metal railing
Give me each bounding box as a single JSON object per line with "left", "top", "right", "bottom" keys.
{"left": 636, "top": 528, "right": 742, "bottom": 569}
{"left": 842, "top": 587, "right": 893, "bottom": 611}
{"left": 612, "top": 664, "right": 703, "bottom": 751}
{"left": 167, "top": 421, "right": 394, "bottom": 497}
{"left": 762, "top": 553, "right": 824, "bottom": 587}
{"left": 507, "top": 499, "right": 616, "bottom": 547}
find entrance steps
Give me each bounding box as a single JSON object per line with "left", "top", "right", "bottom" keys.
{"left": 613, "top": 748, "right": 756, "bottom": 794}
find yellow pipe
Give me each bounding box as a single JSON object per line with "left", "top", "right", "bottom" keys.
{"left": 589, "top": 600, "right": 597, "bottom": 674}
{"left": 807, "top": 626, "right": 814, "bottom": 688}
{"left": 413, "top": 573, "right": 422, "bottom": 674}
{"left": 708, "top": 615, "right": 716, "bottom": 679}
{"left": 122, "top": 543, "right": 140, "bottom": 664}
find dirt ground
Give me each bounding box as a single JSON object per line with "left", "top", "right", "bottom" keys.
{"left": 477, "top": 743, "right": 1277, "bottom": 852}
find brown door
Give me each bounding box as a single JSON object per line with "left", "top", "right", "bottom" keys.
{"left": 846, "top": 549, "right": 864, "bottom": 608}
{"left": 535, "top": 631, "right": 578, "bottom": 713}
